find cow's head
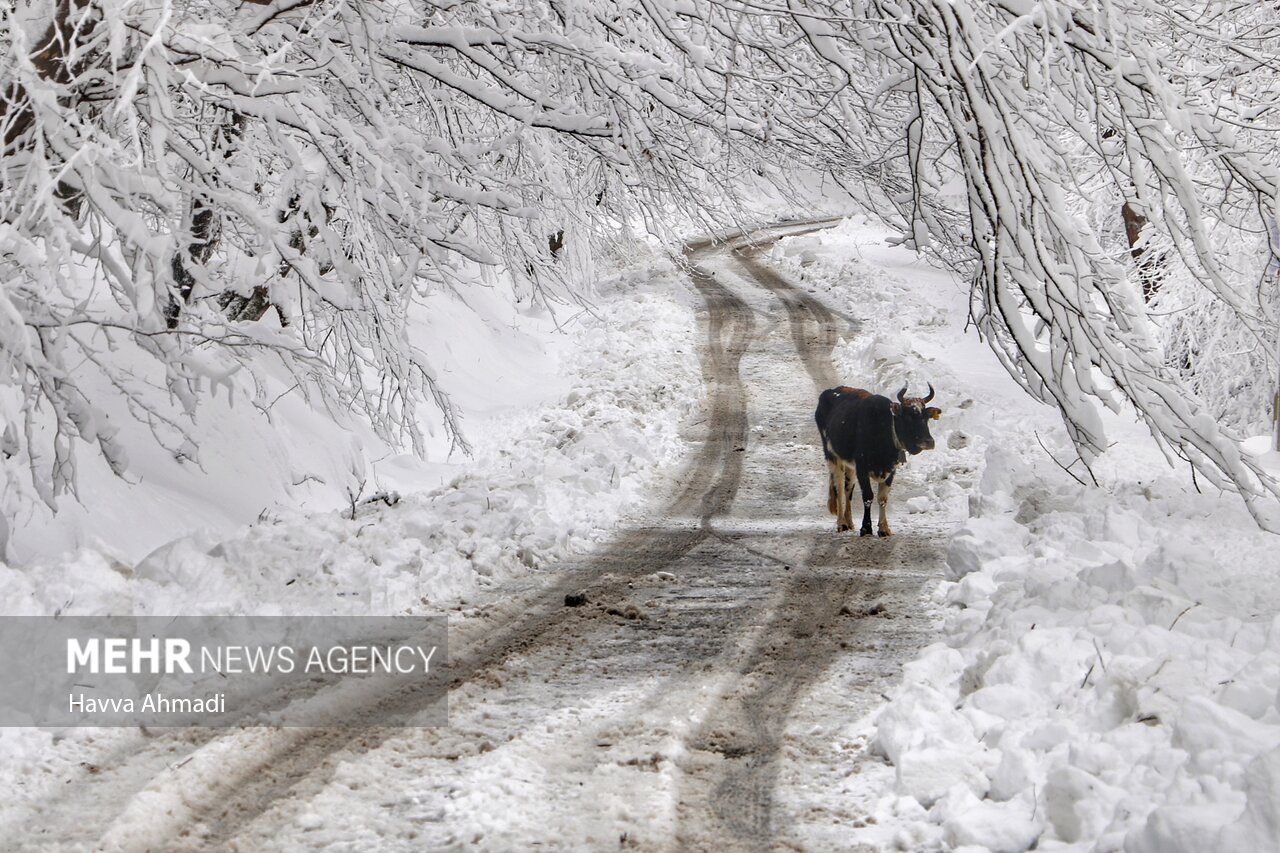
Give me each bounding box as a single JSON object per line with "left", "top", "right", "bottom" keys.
{"left": 891, "top": 384, "right": 941, "bottom": 455}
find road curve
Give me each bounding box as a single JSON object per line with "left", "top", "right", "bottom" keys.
{"left": 18, "top": 222, "right": 950, "bottom": 851}
{"left": 671, "top": 229, "right": 948, "bottom": 850}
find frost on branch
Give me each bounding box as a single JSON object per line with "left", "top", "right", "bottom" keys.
{"left": 0, "top": 0, "right": 799, "bottom": 520}
{"left": 777, "top": 0, "right": 1280, "bottom": 528}
{"left": 8, "top": 0, "right": 1276, "bottom": 534}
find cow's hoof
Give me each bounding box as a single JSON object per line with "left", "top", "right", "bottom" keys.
{"left": 860, "top": 528, "right": 873, "bottom": 537}
{"left": 837, "top": 524, "right": 850, "bottom": 533}
{"left": 878, "top": 529, "right": 892, "bottom": 538}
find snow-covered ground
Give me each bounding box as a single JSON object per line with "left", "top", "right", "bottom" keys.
{"left": 7, "top": 213, "right": 1280, "bottom": 851}
{"left": 765, "top": 218, "right": 1280, "bottom": 852}
{"left": 2, "top": 250, "right": 701, "bottom": 618}
{"left": 0, "top": 244, "right": 704, "bottom": 834}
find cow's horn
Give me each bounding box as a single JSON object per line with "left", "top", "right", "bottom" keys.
{"left": 923, "top": 383, "right": 935, "bottom": 404}
{"left": 896, "top": 386, "right": 908, "bottom": 404}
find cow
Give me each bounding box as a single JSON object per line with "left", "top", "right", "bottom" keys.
{"left": 815, "top": 384, "right": 941, "bottom": 536}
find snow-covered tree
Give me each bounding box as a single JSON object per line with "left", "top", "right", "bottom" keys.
{"left": 6, "top": 0, "right": 1280, "bottom": 532}
{"left": 616, "top": 0, "right": 1280, "bottom": 525}
{"left": 0, "top": 0, "right": 805, "bottom": 517}
{"left": 760, "top": 0, "right": 1280, "bottom": 528}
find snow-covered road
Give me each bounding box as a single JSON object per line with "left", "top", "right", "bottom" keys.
{"left": 13, "top": 213, "right": 1280, "bottom": 853}
{"left": 182, "top": 226, "right": 952, "bottom": 850}
{"left": 16, "top": 223, "right": 956, "bottom": 851}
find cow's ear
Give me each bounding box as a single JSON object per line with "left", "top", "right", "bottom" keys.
{"left": 890, "top": 402, "right": 901, "bottom": 415}
{"left": 926, "top": 407, "right": 942, "bottom": 420}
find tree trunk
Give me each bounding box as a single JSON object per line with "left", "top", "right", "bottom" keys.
{"left": 1, "top": 0, "right": 98, "bottom": 213}
{"left": 1122, "top": 201, "right": 1164, "bottom": 302}
{"left": 165, "top": 113, "right": 246, "bottom": 328}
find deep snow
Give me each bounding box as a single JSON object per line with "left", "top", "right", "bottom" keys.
{"left": 765, "top": 218, "right": 1280, "bottom": 852}
{"left": 5, "top": 214, "right": 1280, "bottom": 851}
{"left": 0, "top": 244, "right": 703, "bottom": 837}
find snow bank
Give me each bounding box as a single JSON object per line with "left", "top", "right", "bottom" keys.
{"left": 0, "top": 260, "right": 699, "bottom": 618}
{"left": 874, "top": 445, "right": 1280, "bottom": 852}
{"left": 0, "top": 255, "right": 701, "bottom": 821}
{"left": 3, "top": 262, "right": 564, "bottom": 566}
{"left": 775, "top": 216, "right": 1280, "bottom": 852}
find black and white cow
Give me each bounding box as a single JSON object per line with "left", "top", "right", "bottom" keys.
{"left": 815, "top": 384, "right": 941, "bottom": 536}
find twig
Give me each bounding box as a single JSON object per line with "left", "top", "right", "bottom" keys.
{"left": 1034, "top": 431, "right": 1087, "bottom": 487}
{"left": 264, "top": 382, "right": 301, "bottom": 411}
{"left": 1169, "top": 603, "right": 1197, "bottom": 631}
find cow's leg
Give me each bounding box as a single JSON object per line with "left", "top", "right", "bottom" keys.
{"left": 876, "top": 470, "right": 896, "bottom": 537}
{"left": 826, "top": 459, "right": 839, "bottom": 517}
{"left": 839, "top": 462, "right": 857, "bottom": 532}
{"left": 856, "top": 466, "right": 875, "bottom": 536}
{"left": 833, "top": 460, "right": 852, "bottom": 531}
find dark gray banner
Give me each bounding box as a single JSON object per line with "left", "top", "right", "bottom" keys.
{"left": 0, "top": 615, "right": 448, "bottom": 727}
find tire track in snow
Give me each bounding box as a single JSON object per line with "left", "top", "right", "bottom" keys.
{"left": 731, "top": 244, "right": 845, "bottom": 390}
{"left": 91, "top": 229, "right": 774, "bottom": 850}
{"left": 671, "top": 235, "right": 947, "bottom": 850}
{"left": 30, "top": 220, "right": 945, "bottom": 852}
